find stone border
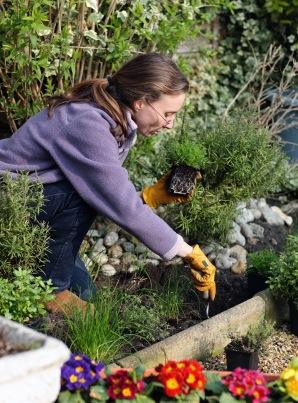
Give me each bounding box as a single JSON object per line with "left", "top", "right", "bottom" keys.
{"left": 115, "top": 290, "right": 288, "bottom": 369}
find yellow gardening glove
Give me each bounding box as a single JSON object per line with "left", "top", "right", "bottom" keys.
{"left": 142, "top": 173, "right": 193, "bottom": 209}
{"left": 184, "top": 245, "right": 217, "bottom": 301}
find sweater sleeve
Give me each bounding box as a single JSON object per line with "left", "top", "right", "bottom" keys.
{"left": 49, "top": 110, "right": 180, "bottom": 259}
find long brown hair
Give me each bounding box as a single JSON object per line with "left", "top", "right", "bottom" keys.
{"left": 48, "top": 53, "right": 189, "bottom": 145}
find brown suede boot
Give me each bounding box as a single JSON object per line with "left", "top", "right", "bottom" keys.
{"left": 46, "top": 290, "right": 94, "bottom": 316}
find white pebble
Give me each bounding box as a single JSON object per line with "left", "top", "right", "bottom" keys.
{"left": 101, "top": 264, "right": 117, "bottom": 276}
{"left": 104, "top": 231, "right": 119, "bottom": 247}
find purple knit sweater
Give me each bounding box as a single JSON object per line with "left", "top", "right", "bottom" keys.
{"left": 0, "top": 102, "right": 184, "bottom": 259}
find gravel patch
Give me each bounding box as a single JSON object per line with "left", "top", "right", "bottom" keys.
{"left": 203, "top": 325, "right": 298, "bottom": 374}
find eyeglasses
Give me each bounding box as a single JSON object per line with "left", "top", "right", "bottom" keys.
{"left": 148, "top": 103, "right": 172, "bottom": 126}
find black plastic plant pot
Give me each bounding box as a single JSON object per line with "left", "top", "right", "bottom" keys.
{"left": 167, "top": 165, "right": 199, "bottom": 196}
{"left": 225, "top": 349, "right": 259, "bottom": 371}
{"left": 247, "top": 272, "right": 267, "bottom": 297}
{"left": 289, "top": 300, "right": 298, "bottom": 336}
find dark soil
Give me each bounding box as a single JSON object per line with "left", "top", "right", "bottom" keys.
{"left": 167, "top": 165, "right": 199, "bottom": 195}
{"left": 0, "top": 335, "right": 28, "bottom": 358}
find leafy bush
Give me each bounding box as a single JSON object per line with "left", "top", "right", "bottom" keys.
{"left": 280, "top": 163, "right": 298, "bottom": 197}
{"left": 159, "top": 113, "right": 287, "bottom": 243}
{"left": 247, "top": 250, "right": 279, "bottom": 277}
{"left": 0, "top": 268, "right": 53, "bottom": 323}
{"left": 0, "top": 173, "right": 53, "bottom": 322}
{"left": 0, "top": 173, "right": 49, "bottom": 278}
{"left": 0, "top": 0, "right": 230, "bottom": 131}
{"left": 268, "top": 234, "right": 298, "bottom": 306}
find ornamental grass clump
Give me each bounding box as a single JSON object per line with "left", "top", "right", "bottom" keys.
{"left": 64, "top": 287, "right": 130, "bottom": 363}
{"left": 159, "top": 113, "right": 287, "bottom": 243}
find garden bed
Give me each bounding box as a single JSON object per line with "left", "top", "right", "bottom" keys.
{"left": 38, "top": 199, "right": 298, "bottom": 366}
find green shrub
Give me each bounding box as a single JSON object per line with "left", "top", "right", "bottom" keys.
{"left": 159, "top": 113, "right": 287, "bottom": 243}
{"left": 247, "top": 250, "right": 279, "bottom": 277}
{"left": 268, "top": 234, "right": 298, "bottom": 306}
{"left": 0, "top": 268, "right": 53, "bottom": 323}
{"left": 0, "top": 173, "right": 53, "bottom": 322}
{"left": 0, "top": 173, "right": 50, "bottom": 277}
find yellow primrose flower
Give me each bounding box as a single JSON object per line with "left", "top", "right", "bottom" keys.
{"left": 285, "top": 378, "right": 298, "bottom": 401}
{"left": 281, "top": 368, "right": 296, "bottom": 380}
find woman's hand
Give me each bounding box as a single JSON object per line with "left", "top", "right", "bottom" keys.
{"left": 184, "top": 245, "right": 217, "bottom": 301}
{"left": 142, "top": 173, "right": 193, "bottom": 209}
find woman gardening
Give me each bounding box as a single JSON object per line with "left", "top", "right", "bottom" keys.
{"left": 0, "top": 53, "right": 216, "bottom": 315}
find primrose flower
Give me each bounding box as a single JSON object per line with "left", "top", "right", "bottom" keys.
{"left": 107, "top": 369, "right": 144, "bottom": 400}
{"left": 61, "top": 352, "right": 105, "bottom": 391}
{"left": 222, "top": 368, "right": 269, "bottom": 403}
{"left": 156, "top": 359, "right": 206, "bottom": 398}
{"left": 279, "top": 359, "right": 298, "bottom": 401}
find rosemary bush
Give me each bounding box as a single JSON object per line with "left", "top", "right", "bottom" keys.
{"left": 158, "top": 113, "right": 287, "bottom": 243}
{"left": 0, "top": 173, "right": 49, "bottom": 277}
{"left": 0, "top": 173, "right": 53, "bottom": 322}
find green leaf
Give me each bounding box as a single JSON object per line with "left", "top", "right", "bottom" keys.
{"left": 179, "top": 390, "right": 203, "bottom": 401}
{"left": 219, "top": 392, "right": 243, "bottom": 403}
{"left": 84, "top": 29, "right": 98, "bottom": 41}
{"left": 85, "top": 0, "right": 98, "bottom": 12}
{"left": 57, "top": 390, "right": 85, "bottom": 403}
{"left": 134, "top": 364, "right": 146, "bottom": 380}
{"left": 88, "top": 12, "right": 104, "bottom": 23}
{"left": 135, "top": 396, "right": 156, "bottom": 403}
{"left": 205, "top": 372, "right": 226, "bottom": 394}
{"left": 89, "top": 384, "right": 109, "bottom": 401}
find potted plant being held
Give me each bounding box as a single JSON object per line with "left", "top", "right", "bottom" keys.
{"left": 225, "top": 319, "right": 275, "bottom": 371}
{"left": 268, "top": 234, "right": 298, "bottom": 336}
{"left": 159, "top": 134, "right": 207, "bottom": 199}
{"left": 246, "top": 250, "right": 279, "bottom": 297}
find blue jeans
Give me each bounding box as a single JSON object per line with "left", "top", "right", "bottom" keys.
{"left": 37, "top": 180, "right": 97, "bottom": 301}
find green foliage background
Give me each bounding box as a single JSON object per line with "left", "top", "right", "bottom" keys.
{"left": 0, "top": 0, "right": 231, "bottom": 131}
